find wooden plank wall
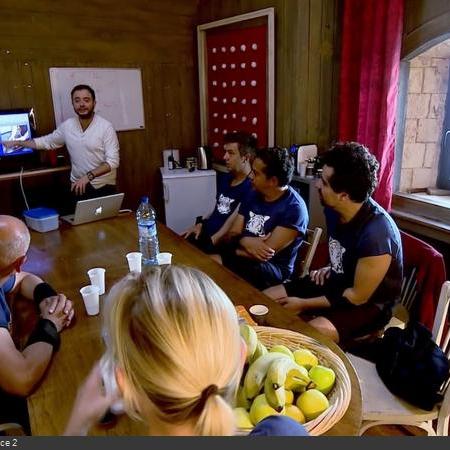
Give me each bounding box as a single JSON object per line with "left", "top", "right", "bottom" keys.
{"left": 0, "top": 0, "right": 200, "bottom": 216}
{"left": 197, "top": 0, "right": 341, "bottom": 151}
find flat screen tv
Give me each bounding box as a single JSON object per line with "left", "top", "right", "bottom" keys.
{"left": 0, "top": 108, "right": 39, "bottom": 173}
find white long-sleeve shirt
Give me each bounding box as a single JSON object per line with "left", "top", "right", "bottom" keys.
{"left": 34, "top": 114, "right": 120, "bottom": 188}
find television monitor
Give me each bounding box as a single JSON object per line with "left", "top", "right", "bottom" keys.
{"left": 0, "top": 108, "right": 36, "bottom": 157}
{"left": 0, "top": 108, "right": 40, "bottom": 174}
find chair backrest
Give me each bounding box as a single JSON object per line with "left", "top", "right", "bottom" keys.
{"left": 298, "top": 227, "right": 323, "bottom": 278}
{"left": 431, "top": 281, "right": 450, "bottom": 436}
{"left": 399, "top": 231, "right": 446, "bottom": 329}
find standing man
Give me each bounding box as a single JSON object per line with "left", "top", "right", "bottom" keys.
{"left": 0, "top": 215, "right": 74, "bottom": 431}
{"left": 4, "top": 84, "right": 120, "bottom": 201}
{"left": 182, "top": 131, "right": 256, "bottom": 253}
{"left": 217, "top": 147, "right": 309, "bottom": 290}
{"left": 264, "top": 142, "right": 403, "bottom": 345}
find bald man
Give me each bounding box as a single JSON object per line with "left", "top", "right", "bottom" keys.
{"left": 0, "top": 215, "right": 74, "bottom": 431}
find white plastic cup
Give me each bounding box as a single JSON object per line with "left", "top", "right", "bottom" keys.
{"left": 87, "top": 268, "right": 106, "bottom": 295}
{"left": 157, "top": 252, "right": 173, "bottom": 265}
{"left": 126, "top": 252, "right": 142, "bottom": 273}
{"left": 249, "top": 304, "right": 269, "bottom": 325}
{"left": 299, "top": 162, "right": 307, "bottom": 178}
{"left": 80, "top": 285, "right": 100, "bottom": 316}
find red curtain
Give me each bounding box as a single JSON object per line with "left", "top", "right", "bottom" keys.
{"left": 338, "top": 0, "right": 404, "bottom": 210}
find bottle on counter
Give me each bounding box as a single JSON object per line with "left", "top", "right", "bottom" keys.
{"left": 136, "top": 196, "right": 159, "bottom": 265}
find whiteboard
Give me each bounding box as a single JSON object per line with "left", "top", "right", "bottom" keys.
{"left": 49, "top": 68, "right": 145, "bottom": 131}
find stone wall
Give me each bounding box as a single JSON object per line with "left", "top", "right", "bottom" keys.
{"left": 399, "top": 39, "right": 450, "bottom": 191}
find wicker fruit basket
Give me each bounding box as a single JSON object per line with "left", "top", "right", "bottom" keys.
{"left": 239, "top": 326, "right": 351, "bottom": 436}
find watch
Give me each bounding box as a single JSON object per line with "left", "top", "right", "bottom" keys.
{"left": 87, "top": 171, "right": 95, "bottom": 181}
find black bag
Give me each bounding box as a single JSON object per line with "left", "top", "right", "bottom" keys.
{"left": 375, "top": 321, "right": 449, "bottom": 411}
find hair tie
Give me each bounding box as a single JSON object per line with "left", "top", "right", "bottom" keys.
{"left": 201, "top": 384, "right": 219, "bottom": 402}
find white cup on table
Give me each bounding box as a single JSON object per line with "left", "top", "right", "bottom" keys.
{"left": 126, "top": 252, "right": 142, "bottom": 273}
{"left": 87, "top": 267, "right": 106, "bottom": 295}
{"left": 157, "top": 252, "right": 173, "bottom": 265}
{"left": 80, "top": 285, "right": 100, "bottom": 316}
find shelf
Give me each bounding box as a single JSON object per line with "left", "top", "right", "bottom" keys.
{"left": 0, "top": 165, "right": 71, "bottom": 181}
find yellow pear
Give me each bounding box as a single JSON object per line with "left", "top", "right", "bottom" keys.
{"left": 285, "top": 404, "right": 306, "bottom": 424}
{"left": 308, "top": 365, "right": 336, "bottom": 395}
{"left": 296, "top": 389, "right": 329, "bottom": 421}
{"left": 234, "top": 407, "right": 254, "bottom": 429}
{"left": 269, "top": 345, "right": 294, "bottom": 360}
{"left": 249, "top": 394, "right": 279, "bottom": 425}
{"left": 293, "top": 348, "right": 318, "bottom": 370}
{"left": 285, "top": 389, "right": 294, "bottom": 405}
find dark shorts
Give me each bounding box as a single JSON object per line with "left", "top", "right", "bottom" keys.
{"left": 221, "top": 248, "right": 287, "bottom": 290}
{"left": 0, "top": 390, "right": 30, "bottom": 434}
{"left": 186, "top": 227, "right": 216, "bottom": 254}
{"left": 284, "top": 277, "right": 392, "bottom": 344}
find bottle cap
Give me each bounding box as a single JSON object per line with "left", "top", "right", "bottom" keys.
{"left": 141, "top": 196, "right": 149, "bottom": 203}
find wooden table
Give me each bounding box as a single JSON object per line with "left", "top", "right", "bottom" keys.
{"left": 25, "top": 214, "right": 361, "bottom": 435}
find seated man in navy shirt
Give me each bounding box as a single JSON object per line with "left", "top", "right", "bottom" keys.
{"left": 182, "top": 131, "right": 256, "bottom": 253}
{"left": 0, "top": 215, "right": 75, "bottom": 430}
{"left": 216, "top": 147, "right": 308, "bottom": 290}
{"left": 264, "top": 142, "right": 403, "bottom": 346}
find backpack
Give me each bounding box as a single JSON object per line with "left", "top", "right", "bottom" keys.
{"left": 375, "top": 321, "right": 449, "bottom": 411}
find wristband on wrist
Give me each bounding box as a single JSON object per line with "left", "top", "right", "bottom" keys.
{"left": 33, "top": 282, "right": 57, "bottom": 306}
{"left": 87, "top": 171, "right": 95, "bottom": 181}
{"left": 324, "top": 285, "right": 351, "bottom": 308}
{"left": 195, "top": 216, "right": 204, "bottom": 225}
{"left": 26, "top": 319, "right": 60, "bottom": 352}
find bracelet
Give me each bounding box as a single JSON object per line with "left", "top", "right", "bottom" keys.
{"left": 26, "top": 318, "right": 60, "bottom": 352}
{"left": 87, "top": 171, "right": 95, "bottom": 181}
{"left": 33, "top": 282, "right": 57, "bottom": 306}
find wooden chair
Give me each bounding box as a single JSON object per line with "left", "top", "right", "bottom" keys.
{"left": 348, "top": 281, "right": 450, "bottom": 436}
{"left": 297, "top": 227, "right": 323, "bottom": 278}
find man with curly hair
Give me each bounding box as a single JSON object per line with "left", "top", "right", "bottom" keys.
{"left": 264, "top": 142, "right": 403, "bottom": 346}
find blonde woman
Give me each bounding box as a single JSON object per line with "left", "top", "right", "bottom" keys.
{"left": 64, "top": 265, "right": 308, "bottom": 436}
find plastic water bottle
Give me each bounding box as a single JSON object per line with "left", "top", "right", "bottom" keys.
{"left": 136, "top": 196, "right": 159, "bottom": 265}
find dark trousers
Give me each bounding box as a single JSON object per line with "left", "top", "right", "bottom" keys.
{"left": 0, "top": 390, "right": 30, "bottom": 434}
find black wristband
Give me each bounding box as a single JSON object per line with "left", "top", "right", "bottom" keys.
{"left": 195, "top": 216, "right": 204, "bottom": 225}
{"left": 33, "top": 282, "right": 57, "bottom": 306}
{"left": 26, "top": 318, "right": 60, "bottom": 352}
{"left": 324, "top": 284, "right": 351, "bottom": 308}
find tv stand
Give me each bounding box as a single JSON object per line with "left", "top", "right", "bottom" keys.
{"left": 0, "top": 165, "right": 71, "bottom": 217}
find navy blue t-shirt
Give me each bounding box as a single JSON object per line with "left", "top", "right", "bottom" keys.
{"left": 0, "top": 275, "right": 15, "bottom": 330}
{"left": 205, "top": 172, "right": 252, "bottom": 236}
{"left": 239, "top": 187, "right": 309, "bottom": 278}
{"left": 249, "top": 415, "right": 309, "bottom": 436}
{"left": 325, "top": 198, "right": 403, "bottom": 311}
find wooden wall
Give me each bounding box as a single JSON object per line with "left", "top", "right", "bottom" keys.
{"left": 403, "top": 0, "right": 450, "bottom": 56}
{"left": 0, "top": 0, "right": 200, "bottom": 217}
{"left": 197, "top": 0, "right": 341, "bottom": 151}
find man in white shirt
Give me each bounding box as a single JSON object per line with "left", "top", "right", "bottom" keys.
{"left": 4, "top": 84, "right": 120, "bottom": 201}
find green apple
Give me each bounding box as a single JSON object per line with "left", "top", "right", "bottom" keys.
{"left": 284, "top": 404, "right": 305, "bottom": 424}
{"left": 249, "top": 394, "right": 281, "bottom": 425}
{"left": 308, "top": 365, "right": 336, "bottom": 395}
{"left": 269, "top": 345, "right": 294, "bottom": 360}
{"left": 296, "top": 389, "right": 329, "bottom": 421}
{"left": 234, "top": 407, "right": 254, "bottom": 429}
{"left": 293, "top": 348, "right": 319, "bottom": 370}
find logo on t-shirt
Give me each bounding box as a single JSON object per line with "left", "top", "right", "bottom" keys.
{"left": 329, "top": 237, "right": 345, "bottom": 274}
{"left": 217, "top": 194, "right": 235, "bottom": 215}
{"left": 246, "top": 211, "right": 270, "bottom": 236}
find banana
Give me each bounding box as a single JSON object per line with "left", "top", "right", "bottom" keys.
{"left": 267, "top": 357, "right": 311, "bottom": 393}
{"left": 249, "top": 340, "right": 268, "bottom": 364}
{"left": 244, "top": 352, "right": 290, "bottom": 399}
{"left": 264, "top": 375, "right": 285, "bottom": 411}
{"left": 240, "top": 324, "right": 258, "bottom": 363}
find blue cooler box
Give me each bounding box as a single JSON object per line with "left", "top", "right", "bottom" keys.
{"left": 23, "top": 207, "right": 59, "bottom": 232}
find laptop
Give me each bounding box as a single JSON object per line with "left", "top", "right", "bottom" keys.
{"left": 61, "top": 193, "right": 125, "bottom": 225}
